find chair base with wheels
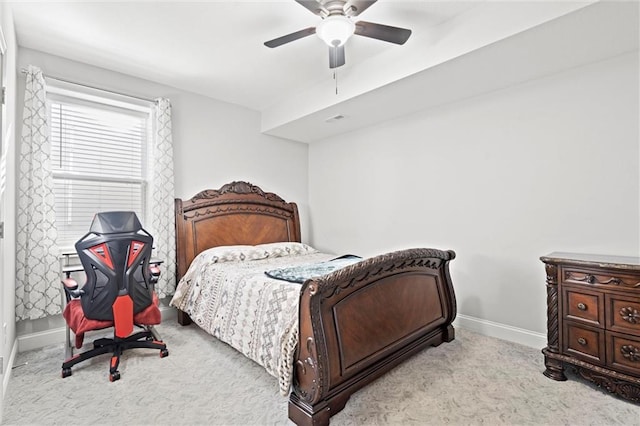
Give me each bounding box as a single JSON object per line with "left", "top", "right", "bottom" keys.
{"left": 61, "top": 286, "right": 169, "bottom": 381}
{"left": 62, "top": 326, "right": 168, "bottom": 381}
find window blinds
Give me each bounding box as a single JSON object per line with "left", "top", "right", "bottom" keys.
{"left": 49, "top": 96, "right": 149, "bottom": 249}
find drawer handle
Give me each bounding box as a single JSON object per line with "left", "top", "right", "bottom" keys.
{"left": 619, "top": 307, "right": 640, "bottom": 324}
{"left": 577, "top": 303, "right": 587, "bottom": 311}
{"left": 577, "top": 337, "right": 587, "bottom": 346}
{"left": 621, "top": 345, "right": 640, "bottom": 362}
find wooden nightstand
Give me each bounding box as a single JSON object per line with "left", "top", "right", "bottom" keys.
{"left": 541, "top": 252, "right": 640, "bottom": 402}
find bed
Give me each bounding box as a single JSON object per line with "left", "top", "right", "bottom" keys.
{"left": 171, "top": 181, "right": 457, "bottom": 426}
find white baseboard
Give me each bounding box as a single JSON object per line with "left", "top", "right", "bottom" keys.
{"left": 17, "top": 326, "right": 66, "bottom": 353}
{"left": 453, "top": 314, "right": 546, "bottom": 349}
{"left": 17, "top": 306, "right": 178, "bottom": 353}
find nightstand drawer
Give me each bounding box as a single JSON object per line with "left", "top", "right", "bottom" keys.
{"left": 607, "top": 294, "right": 640, "bottom": 335}
{"left": 563, "top": 285, "right": 604, "bottom": 327}
{"left": 563, "top": 267, "right": 640, "bottom": 289}
{"left": 607, "top": 331, "right": 640, "bottom": 376}
{"left": 563, "top": 322, "right": 605, "bottom": 365}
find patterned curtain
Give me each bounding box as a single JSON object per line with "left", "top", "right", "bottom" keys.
{"left": 16, "top": 65, "right": 61, "bottom": 321}
{"left": 148, "top": 98, "right": 176, "bottom": 297}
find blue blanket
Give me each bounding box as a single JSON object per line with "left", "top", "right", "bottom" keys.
{"left": 265, "top": 255, "right": 362, "bottom": 284}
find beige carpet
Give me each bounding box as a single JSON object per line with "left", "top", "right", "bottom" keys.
{"left": 3, "top": 321, "right": 640, "bottom": 425}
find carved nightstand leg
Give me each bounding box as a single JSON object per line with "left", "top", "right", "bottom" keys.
{"left": 543, "top": 349, "right": 567, "bottom": 381}
{"left": 542, "top": 262, "right": 566, "bottom": 381}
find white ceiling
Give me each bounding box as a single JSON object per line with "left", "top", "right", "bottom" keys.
{"left": 10, "top": 0, "right": 481, "bottom": 110}
{"left": 9, "top": 1, "right": 639, "bottom": 143}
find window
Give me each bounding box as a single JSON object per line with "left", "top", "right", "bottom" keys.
{"left": 47, "top": 86, "right": 151, "bottom": 250}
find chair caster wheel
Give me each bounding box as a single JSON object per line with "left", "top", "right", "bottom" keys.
{"left": 109, "top": 371, "right": 121, "bottom": 382}
{"left": 160, "top": 348, "right": 169, "bottom": 358}
{"left": 62, "top": 368, "right": 72, "bottom": 378}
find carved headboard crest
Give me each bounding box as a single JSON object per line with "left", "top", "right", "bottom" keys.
{"left": 189, "top": 181, "right": 285, "bottom": 204}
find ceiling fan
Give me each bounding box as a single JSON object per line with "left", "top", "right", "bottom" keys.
{"left": 264, "top": 0, "right": 412, "bottom": 69}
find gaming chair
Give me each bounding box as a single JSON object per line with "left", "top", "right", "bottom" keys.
{"left": 61, "top": 211, "right": 168, "bottom": 381}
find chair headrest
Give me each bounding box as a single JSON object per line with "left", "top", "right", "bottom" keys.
{"left": 89, "top": 212, "right": 142, "bottom": 234}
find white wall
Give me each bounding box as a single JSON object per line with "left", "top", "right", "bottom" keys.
{"left": 170, "top": 92, "right": 309, "bottom": 219}
{"left": 14, "top": 48, "right": 309, "bottom": 340}
{"left": 308, "top": 51, "right": 640, "bottom": 336}
{"left": 0, "top": 2, "right": 18, "bottom": 415}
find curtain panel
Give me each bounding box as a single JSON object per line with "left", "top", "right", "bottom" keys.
{"left": 16, "top": 65, "right": 61, "bottom": 321}
{"left": 148, "top": 98, "right": 176, "bottom": 297}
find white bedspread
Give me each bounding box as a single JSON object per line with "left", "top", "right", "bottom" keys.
{"left": 169, "top": 242, "right": 334, "bottom": 395}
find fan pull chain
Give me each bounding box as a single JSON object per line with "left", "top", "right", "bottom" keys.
{"left": 334, "top": 70, "right": 338, "bottom": 95}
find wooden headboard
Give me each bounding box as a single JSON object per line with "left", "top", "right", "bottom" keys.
{"left": 174, "top": 181, "right": 301, "bottom": 279}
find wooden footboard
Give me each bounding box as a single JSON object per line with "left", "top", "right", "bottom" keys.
{"left": 289, "top": 248, "right": 457, "bottom": 426}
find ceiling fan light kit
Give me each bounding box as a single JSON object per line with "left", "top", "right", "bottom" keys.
{"left": 316, "top": 15, "right": 355, "bottom": 47}
{"left": 264, "top": 0, "right": 412, "bottom": 69}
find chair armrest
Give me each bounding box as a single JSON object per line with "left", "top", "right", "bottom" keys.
{"left": 149, "top": 265, "right": 161, "bottom": 284}
{"left": 62, "top": 278, "right": 83, "bottom": 299}
{"left": 62, "top": 277, "right": 78, "bottom": 291}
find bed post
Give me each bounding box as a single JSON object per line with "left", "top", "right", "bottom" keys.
{"left": 173, "top": 197, "right": 192, "bottom": 326}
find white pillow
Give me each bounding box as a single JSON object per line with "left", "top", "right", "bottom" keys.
{"left": 194, "top": 242, "right": 317, "bottom": 265}
{"left": 255, "top": 242, "right": 318, "bottom": 259}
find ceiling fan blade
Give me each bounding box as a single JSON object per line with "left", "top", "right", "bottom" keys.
{"left": 329, "top": 45, "right": 346, "bottom": 69}
{"left": 343, "top": 0, "right": 377, "bottom": 17}
{"left": 295, "top": 0, "right": 326, "bottom": 16}
{"left": 264, "top": 27, "right": 316, "bottom": 48}
{"left": 354, "top": 20, "right": 412, "bottom": 45}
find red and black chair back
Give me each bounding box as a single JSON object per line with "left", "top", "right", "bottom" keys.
{"left": 76, "top": 212, "right": 154, "bottom": 336}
